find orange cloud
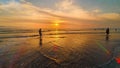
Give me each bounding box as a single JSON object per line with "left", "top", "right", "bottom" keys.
{"left": 98, "top": 13, "right": 120, "bottom": 21}
{"left": 0, "top": 0, "right": 120, "bottom": 28}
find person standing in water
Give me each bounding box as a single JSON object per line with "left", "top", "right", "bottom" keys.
{"left": 106, "top": 28, "right": 110, "bottom": 41}
{"left": 39, "top": 28, "right": 42, "bottom": 37}
{"left": 39, "top": 28, "right": 42, "bottom": 46}
{"left": 106, "top": 28, "right": 110, "bottom": 35}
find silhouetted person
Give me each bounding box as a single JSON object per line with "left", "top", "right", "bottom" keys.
{"left": 106, "top": 28, "right": 110, "bottom": 35}
{"left": 39, "top": 28, "right": 42, "bottom": 46}
{"left": 39, "top": 28, "right": 42, "bottom": 37}
{"left": 106, "top": 28, "right": 110, "bottom": 41}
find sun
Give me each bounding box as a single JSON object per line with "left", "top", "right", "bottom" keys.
{"left": 55, "top": 23, "right": 59, "bottom": 26}
{"left": 52, "top": 20, "right": 64, "bottom": 27}
{"left": 51, "top": 20, "right": 65, "bottom": 28}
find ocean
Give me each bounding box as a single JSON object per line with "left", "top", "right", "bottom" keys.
{"left": 0, "top": 27, "right": 120, "bottom": 68}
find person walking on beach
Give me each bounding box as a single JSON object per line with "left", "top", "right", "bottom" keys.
{"left": 106, "top": 28, "right": 110, "bottom": 35}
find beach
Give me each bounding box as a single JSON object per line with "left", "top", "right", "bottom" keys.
{"left": 0, "top": 28, "right": 120, "bottom": 68}
{"left": 1, "top": 0, "right": 120, "bottom": 67}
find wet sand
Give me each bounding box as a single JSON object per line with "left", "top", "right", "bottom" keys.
{"left": 1, "top": 33, "right": 120, "bottom": 68}
{"left": 27, "top": 34, "right": 120, "bottom": 68}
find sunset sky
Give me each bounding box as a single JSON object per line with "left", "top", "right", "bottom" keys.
{"left": 0, "top": 0, "right": 120, "bottom": 29}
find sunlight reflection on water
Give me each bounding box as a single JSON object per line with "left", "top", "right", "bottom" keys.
{"left": 0, "top": 28, "right": 120, "bottom": 67}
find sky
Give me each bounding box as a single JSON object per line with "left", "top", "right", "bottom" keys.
{"left": 0, "top": 0, "right": 120, "bottom": 29}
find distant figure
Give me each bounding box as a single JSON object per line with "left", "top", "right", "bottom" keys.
{"left": 106, "top": 28, "right": 110, "bottom": 41}
{"left": 106, "top": 28, "right": 110, "bottom": 35}
{"left": 39, "top": 28, "right": 42, "bottom": 37}
{"left": 39, "top": 28, "right": 42, "bottom": 46}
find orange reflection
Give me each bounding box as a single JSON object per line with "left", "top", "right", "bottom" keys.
{"left": 55, "top": 29, "right": 60, "bottom": 40}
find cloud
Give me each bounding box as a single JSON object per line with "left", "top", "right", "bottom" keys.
{"left": 0, "top": 0, "right": 98, "bottom": 23}
{"left": 54, "top": 0, "right": 98, "bottom": 20}
{"left": 98, "top": 13, "right": 120, "bottom": 21}
{"left": 0, "top": 0, "right": 53, "bottom": 20}
{"left": 0, "top": 0, "right": 120, "bottom": 28}
{"left": 92, "top": 9, "right": 101, "bottom": 13}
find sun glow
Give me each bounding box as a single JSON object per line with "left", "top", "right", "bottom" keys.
{"left": 55, "top": 23, "right": 59, "bottom": 26}
{"left": 52, "top": 20, "right": 64, "bottom": 27}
